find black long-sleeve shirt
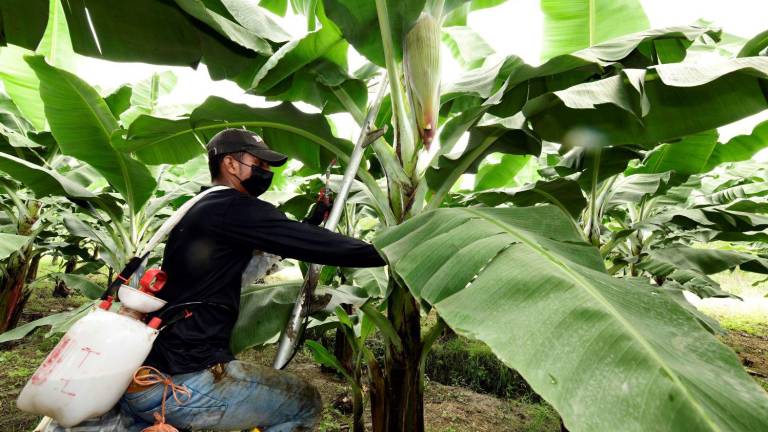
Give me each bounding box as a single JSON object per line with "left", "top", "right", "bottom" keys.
{"left": 144, "top": 188, "right": 384, "bottom": 374}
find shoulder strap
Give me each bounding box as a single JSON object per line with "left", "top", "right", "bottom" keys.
{"left": 138, "top": 185, "right": 230, "bottom": 257}
{"left": 102, "top": 185, "right": 230, "bottom": 300}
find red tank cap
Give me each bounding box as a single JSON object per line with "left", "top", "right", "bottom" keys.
{"left": 147, "top": 317, "right": 162, "bottom": 329}
{"left": 98, "top": 296, "right": 113, "bottom": 310}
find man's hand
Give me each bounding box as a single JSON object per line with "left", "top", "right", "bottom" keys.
{"left": 303, "top": 197, "right": 332, "bottom": 226}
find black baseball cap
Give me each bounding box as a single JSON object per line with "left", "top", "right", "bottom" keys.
{"left": 206, "top": 128, "right": 288, "bottom": 167}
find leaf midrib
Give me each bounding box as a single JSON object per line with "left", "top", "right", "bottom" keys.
{"left": 463, "top": 207, "right": 722, "bottom": 432}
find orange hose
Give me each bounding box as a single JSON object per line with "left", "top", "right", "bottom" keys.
{"left": 131, "top": 366, "right": 191, "bottom": 432}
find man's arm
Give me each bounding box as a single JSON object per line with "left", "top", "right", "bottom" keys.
{"left": 213, "top": 195, "right": 385, "bottom": 268}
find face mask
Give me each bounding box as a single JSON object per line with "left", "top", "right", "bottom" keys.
{"left": 234, "top": 160, "right": 273, "bottom": 197}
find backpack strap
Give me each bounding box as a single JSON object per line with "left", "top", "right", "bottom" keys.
{"left": 101, "top": 186, "right": 230, "bottom": 300}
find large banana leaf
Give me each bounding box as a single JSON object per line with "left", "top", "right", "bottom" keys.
{"left": 35, "top": 0, "right": 74, "bottom": 70}
{"left": 441, "top": 26, "right": 494, "bottom": 69}
{"left": 254, "top": 60, "right": 368, "bottom": 115}
{"left": 638, "top": 246, "right": 768, "bottom": 280}
{"left": 602, "top": 172, "right": 673, "bottom": 210}
{"left": 525, "top": 58, "right": 768, "bottom": 146}
{"left": 628, "top": 122, "right": 768, "bottom": 176}
{"left": 0, "top": 300, "right": 95, "bottom": 343}
{"left": 173, "top": 0, "right": 274, "bottom": 55}
{"left": 541, "top": 0, "right": 649, "bottom": 60}
{"left": 231, "top": 281, "right": 369, "bottom": 353}
{"left": 118, "top": 96, "right": 350, "bottom": 170}
{"left": 0, "top": 0, "right": 48, "bottom": 50}
{"left": 738, "top": 29, "right": 768, "bottom": 57}
{"left": 426, "top": 113, "right": 540, "bottom": 203}
{"left": 231, "top": 281, "right": 302, "bottom": 354}
{"left": 62, "top": 214, "right": 122, "bottom": 270}
{"left": 637, "top": 246, "right": 768, "bottom": 298}
{"left": 0, "top": 0, "right": 74, "bottom": 131}
{"left": 119, "top": 71, "right": 178, "bottom": 127}
{"left": 0, "top": 232, "right": 32, "bottom": 260}
{"left": 473, "top": 154, "right": 536, "bottom": 190}
{"left": 374, "top": 205, "right": 768, "bottom": 431}
{"left": 0, "top": 45, "right": 46, "bottom": 131}
{"left": 216, "top": 0, "right": 292, "bottom": 43}
{"left": 26, "top": 56, "right": 156, "bottom": 211}
{"left": 0, "top": 0, "right": 269, "bottom": 84}
{"left": 433, "top": 26, "right": 718, "bottom": 200}
{"left": 469, "top": 177, "right": 586, "bottom": 218}
{"left": 248, "top": 7, "right": 347, "bottom": 93}
{"left": 701, "top": 181, "right": 768, "bottom": 205}
{"left": 442, "top": 25, "right": 718, "bottom": 107}
{"left": 0, "top": 151, "right": 96, "bottom": 198}
{"left": 322, "top": 0, "right": 425, "bottom": 66}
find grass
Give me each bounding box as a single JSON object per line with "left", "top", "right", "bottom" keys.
{"left": 689, "top": 268, "right": 768, "bottom": 337}
{"left": 425, "top": 336, "right": 538, "bottom": 400}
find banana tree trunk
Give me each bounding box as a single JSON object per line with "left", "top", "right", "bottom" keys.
{"left": 0, "top": 253, "right": 33, "bottom": 332}
{"left": 352, "top": 373, "right": 364, "bottom": 432}
{"left": 384, "top": 276, "right": 423, "bottom": 432}
{"left": 368, "top": 358, "right": 387, "bottom": 432}
{"left": 0, "top": 201, "right": 40, "bottom": 332}
{"left": 334, "top": 305, "right": 355, "bottom": 373}
{"left": 25, "top": 253, "right": 41, "bottom": 282}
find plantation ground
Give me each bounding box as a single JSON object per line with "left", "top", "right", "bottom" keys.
{"left": 1, "top": 266, "right": 766, "bottom": 431}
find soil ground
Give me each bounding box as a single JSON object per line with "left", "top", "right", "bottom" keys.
{"left": 1, "top": 266, "right": 766, "bottom": 431}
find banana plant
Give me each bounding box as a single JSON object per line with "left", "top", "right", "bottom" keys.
{"left": 305, "top": 303, "right": 397, "bottom": 432}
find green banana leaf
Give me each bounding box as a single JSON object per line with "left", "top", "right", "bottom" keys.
{"left": 628, "top": 122, "right": 768, "bottom": 176}
{"left": 119, "top": 71, "right": 178, "bottom": 127}
{"left": 426, "top": 113, "right": 540, "bottom": 203}
{"left": 441, "top": 26, "right": 494, "bottom": 69}
{"left": 738, "top": 28, "right": 768, "bottom": 57}
{"left": 375, "top": 205, "right": 768, "bottom": 431}
{"left": 0, "top": 45, "right": 46, "bottom": 131}
{"left": 524, "top": 58, "right": 768, "bottom": 146}
{"left": 118, "top": 96, "right": 350, "bottom": 170}
{"left": 638, "top": 246, "right": 768, "bottom": 298}
{"left": 57, "top": 273, "right": 105, "bottom": 299}
{"left": 26, "top": 56, "right": 157, "bottom": 212}
{"left": 104, "top": 85, "right": 133, "bottom": 119}
{"left": 469, "top": 177, "right": 586, "bottom": 218}
{"left": 0, "top": 0, "right": 48, "bottom": 50}
{"left": 442, "top": 25, "right": 719, "bottom": 105}
{"left": 216, "top": 0, "right": 292, "bottom": 43}
{"left": 474, "top": 154, "right": 537, "bottom": 190}
{"left": 602, "top": 172, "right": 674, "bottom": 210}
{"left": 35, "top": 0, "right": 75, "bottom": 71}
{"left": 0, "top": 232, "right": 32, "bottom": 260}
{"left": 173, "top": 0, "right": 274, "bottom": 55}
{"left": 0, "top": 300, "right": 95, "bottom": 343}
{"left": 248, "top": 7, "right": 347, "bottom": 93}
{"left": 0, "top": 0, "right": 271, "bottom": 84}
{"left": 246, "top": 56, "right": 368, "bottom": 116}
{"left": 434, "top": 26, "right": 719, "bottom": 200}
{"left": 231, "top": 280, "right": 370, "bottom": 354}
{"left": 702, "top": 181, "right": 768, "bottom": 205}
{"left": 541, "top": 0, "right": 649, "bottom": 60}
{"left": 442, "top": 0, "right": 508, "bottom": 27}
{"left": 322, "top": 0, "right": 425, "bottom": 66}
{"left": 0, "top": 151, "right": 96, "bottom": 198}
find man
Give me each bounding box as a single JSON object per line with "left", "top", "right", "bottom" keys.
{"left": 118, "top": 128, "right": 386, "bottom": 431}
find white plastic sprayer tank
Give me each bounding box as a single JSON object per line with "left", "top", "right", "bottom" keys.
{"left": 16, "top": 286, "right": 164, "bottom": 427}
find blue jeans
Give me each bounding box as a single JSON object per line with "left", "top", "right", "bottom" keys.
{"left": 119, "top": 361, "right": 322, "bottom": 431}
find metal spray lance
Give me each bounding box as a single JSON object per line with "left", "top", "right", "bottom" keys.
{"left": 272, "top": 77, "right": 389, "bottom": 369}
